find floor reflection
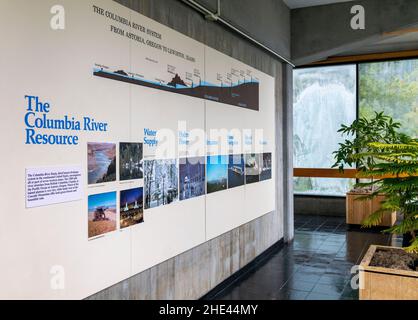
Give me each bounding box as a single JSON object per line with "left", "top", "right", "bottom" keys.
{"left": 212, "top": 214, "right": 392, "bottom": 300}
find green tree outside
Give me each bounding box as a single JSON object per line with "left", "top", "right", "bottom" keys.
{"left": 359, "top": 60, "right": 418, "bottom": 138}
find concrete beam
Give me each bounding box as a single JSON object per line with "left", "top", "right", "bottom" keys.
{"left": 282, "top": 64, "right": 294, "bottom": 242}
{"left": 195, "top": 0, "right": 291, "bottom": 61}
{"left": 291, "top": 0, "right": 418, "bottom": 65}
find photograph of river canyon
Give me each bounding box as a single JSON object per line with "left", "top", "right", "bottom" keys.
{"left": 88, "top": 142, "right": 117, "bottom": 184}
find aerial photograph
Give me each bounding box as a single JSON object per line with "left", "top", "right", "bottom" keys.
{"left": 228, "top": 154, "right": 245, "bottom": 189}
{"left": 88, "top": 142, "right": 116, "bottom": 184}
{"left": 88, "top": 191, "right": 117, "bottom": 239}
{"left": 179, "top": 156, "right": 206, "bottom": 200}
{"left": 207, "top": 155, "right": 228, "bottom": 194}
{"left": 120, "top": 187, "right": 144, "bottom": 228}
{"left": 144, "top": 159, "right": 178, "bottom": 209}
{"left": 245, "top": 153, "right": 261, "bottom": 184}
{"left": 120, "top": 142, "right": 143, "bottom": 181}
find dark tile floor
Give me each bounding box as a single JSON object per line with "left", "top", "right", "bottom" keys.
{"left": 214, "top": 214, "right": 394, "bottom": 300}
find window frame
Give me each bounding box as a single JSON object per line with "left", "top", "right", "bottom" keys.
{"left": 293, "top": 55, "right": 418, "bottom": 197}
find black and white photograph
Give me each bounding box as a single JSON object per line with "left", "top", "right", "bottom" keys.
{"left": 144, "top": 159, "right": 178, "bottom": 209}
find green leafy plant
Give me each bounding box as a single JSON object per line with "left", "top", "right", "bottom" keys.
{"left": 333, "top": 112, "right": 418, "bottom": 253}
{"left": 357, "top": 141, "right": 418, "bottom": 253}
{"left": 333, "top": 112, "right": 408, "bottom": 172}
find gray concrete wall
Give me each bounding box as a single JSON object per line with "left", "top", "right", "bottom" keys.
{"left": 294, "top": 196, "right": 346, "bottom": 217}
{"left": 87, "top": 210, "right": 281, "bottom": 299}
{"left": 193, "top": 0, "right": 291, "bottom": 60}
{"left": 282, "top": 64, "right": 294, "bottom": 240}
{"left": 86, "top": 0, "right": 292, "bottom": 300}
{"left": 291, "top": 0, "right": 418, "bottom": 65}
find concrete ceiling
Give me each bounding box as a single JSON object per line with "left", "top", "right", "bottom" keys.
{"left": 337, "top": 27, "right": 418, "bottom": 56}
{"left": 283, "top": 0, "right": 353, "bottom": 9}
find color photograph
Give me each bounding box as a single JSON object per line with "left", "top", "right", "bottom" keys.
{"left": 88, "top": 191, "right": 117, "bottom": 239}
{"left": 245, "top": 153, "right": 261, "bottom": 184}
{"left": 207, "top": 155, "right": 228, "bottom": 194}
{"left": 120, "top": 187, "right": 144, "bottom": 228}
{"left": 179, "top": 156, "right": 206, "bottom": 200}
{"left": 88, "top": 142, "right": 116, "bottom": 184}
{"left": 144, "top": 159, "right": 178, "bottom": 209}
{"left": 228, "top": 154, "right": 245, "bottom": 189}
{"left": 120, "top": 142, "right": 143, "bottom": 181}
{"left": 260, "top": 152, "right": 272, "bottom": 181}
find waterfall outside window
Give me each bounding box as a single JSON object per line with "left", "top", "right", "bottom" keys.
{"left": 293, "top": 65, "right": 357, "bottom": 196}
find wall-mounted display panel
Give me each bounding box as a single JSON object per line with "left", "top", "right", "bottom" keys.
{"left": 0, "top": 0, "right": 276, "bottom": 299}
{"left": 204, "top": 47, "right": 275, "bottom": 240}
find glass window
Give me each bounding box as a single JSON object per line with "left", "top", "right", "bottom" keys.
{"left": 293, "top": 65, "right": 357, "bottom": 196}
{"left": 359, "top": 59, "right": 418, "bottom": 138}
{"left": 294, "top": 177, "right": 356, "bottom": 197}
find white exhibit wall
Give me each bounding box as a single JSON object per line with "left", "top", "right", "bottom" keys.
{"left": 0, "top": 0, "right": 276, "bottom": 299}
{"left": 129, "top": 89, "right": 207, "bottom": 274}
{"left": 205, "top": 47, "right": 276, "bottom": 240}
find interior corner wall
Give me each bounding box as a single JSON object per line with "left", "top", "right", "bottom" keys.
{"left": 282, "top": 64, "right": 294, "bottom": 241}
{"left": 83, "top": 0, "right": 289, "bottom": 300}
{"left": 291, "top": 0, "right": 418, "bottom": 65}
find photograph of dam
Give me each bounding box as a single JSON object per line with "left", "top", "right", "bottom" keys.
{"left": 179, "top": 156, "right": 206, "bottom": 201}
{"left": 228, "top": 154, "right": 245, "bottom": 189}
{"left": 93, "top": 67, "right": 259, "bottom": 111}
{"left": 120, "top": 187, "right": 144, "bottom": 229}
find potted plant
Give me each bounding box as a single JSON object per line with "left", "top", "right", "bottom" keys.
{"left": 354, "top": 140, "right": 418, "bottom": 300}
{"left": 333, "top": 112, "right": 408, "bottom": 227}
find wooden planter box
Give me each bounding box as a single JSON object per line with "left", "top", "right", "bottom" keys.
{"left": 360, "top": 245, "right": 418, "bottom": 300}
{"left": 346, "top": 193, "right": 396, "bottom": 227}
